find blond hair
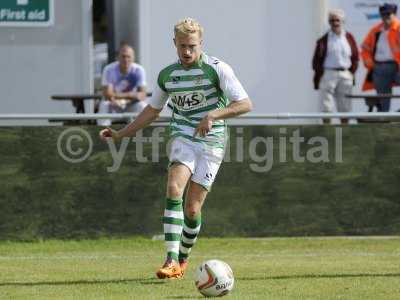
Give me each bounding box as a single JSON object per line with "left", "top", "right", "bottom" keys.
{"left": 174, "top": 17, "right": 204, "bottom": 38}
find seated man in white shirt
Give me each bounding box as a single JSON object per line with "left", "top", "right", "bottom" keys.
{"left": 312, "top": 9, "right": 359, "bottom": 124}
{"left": 97, "top": 44, "right": 147, "bottom": 126}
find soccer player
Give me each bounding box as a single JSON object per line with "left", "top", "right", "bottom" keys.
{"left": 99, "top": 17, "right": 252, "bottom": 279}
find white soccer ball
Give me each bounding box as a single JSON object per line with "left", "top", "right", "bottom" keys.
{"left": 194, "top": 259, "right": 234, "bottom": 297}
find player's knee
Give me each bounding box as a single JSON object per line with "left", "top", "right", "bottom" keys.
{"left": 167, "top": 181, "right": 184, "bottom": 198}
{"left": 185, "top": 205, "right": 201, "bottom": 219}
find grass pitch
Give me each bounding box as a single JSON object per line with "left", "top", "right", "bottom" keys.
{"left": 0, "top": 237, "right": 400, "bottom": 299}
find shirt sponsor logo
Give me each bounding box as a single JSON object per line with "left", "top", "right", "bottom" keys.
{"left": 171, "top": 91, "right": 206, "bottom": 111}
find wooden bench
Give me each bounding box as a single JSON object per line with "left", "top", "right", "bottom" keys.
{"left": 51, "top": 93, "right": 153, "bottom": 125}
{"left": 51, "top": 92, "right": 153, "bottom": 114}
{"left": 51, "top": 94, "right": 102, "bottom": 114}
{"left": 346, "top": 94, "right": 400, "bottom": 123}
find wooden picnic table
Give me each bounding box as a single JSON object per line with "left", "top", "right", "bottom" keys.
{"left": 346, "top": 94, "right": 400, "bottom": 122}
{"left": 51, "top": 92, "right": 153, "bottom": 114}
{"left": 51, "top": 94, "right": 102, "bottom": 114}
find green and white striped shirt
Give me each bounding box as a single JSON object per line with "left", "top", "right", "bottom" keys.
{"left": 149, "top": 53, "right": 248, "bottom": 149}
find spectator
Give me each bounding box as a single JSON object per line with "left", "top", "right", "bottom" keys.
{"left": 361, "top": 3, "right": 400, "bottom": 112}
{"left": 312, "top": 9, "right": 359, "bottom": 124}
{"left": 97, "top": 44, "right": 147, "bottom": 126}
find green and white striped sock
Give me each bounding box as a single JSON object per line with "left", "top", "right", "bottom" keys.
{"left": 163, "top": 198, "right": 184, "bottom": 262}
{"left": 179, "top": 214, "right": 201, "bottom": 261}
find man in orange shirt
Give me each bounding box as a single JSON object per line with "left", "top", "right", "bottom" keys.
{"left": 361, "top": 3, "right": 400, "bottom": 112}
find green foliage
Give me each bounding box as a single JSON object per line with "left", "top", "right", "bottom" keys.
{"left": 0, "top": 125, "right": 400, "bottom": 240}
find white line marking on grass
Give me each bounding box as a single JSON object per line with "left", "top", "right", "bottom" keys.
{"left": 248, "top": 236, "right": 400, "bottom": 241}
{"left": 196, "top": 253, "right": 400, "bottom": 258}
{"left": 0, "top": 255, "right": 143, "bottom": 260}
{"left": 1, "top": 252, "right": 399, "bottom": 261}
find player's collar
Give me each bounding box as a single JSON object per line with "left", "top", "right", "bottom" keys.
{"left": 196, "top": 53, "right": 205, "bottom": 67}
{"left": 179, "top": 53, "right": 205, "bottom": 69}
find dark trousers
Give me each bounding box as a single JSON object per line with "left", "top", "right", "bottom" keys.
{"left": 371, "top": 62, "right": 399, "bottom": 112}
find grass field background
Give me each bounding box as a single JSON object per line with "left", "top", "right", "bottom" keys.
{"left": 1, "top": 237, "right": 399, "bottom": 299}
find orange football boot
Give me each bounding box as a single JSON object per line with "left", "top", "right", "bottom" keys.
{"left": 179, "top": 259, "right": 189, "bottom": 277}
{"left": 156, "top": 258, "right": 182, "bottom": 279}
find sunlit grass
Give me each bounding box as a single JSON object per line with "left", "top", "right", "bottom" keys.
{"left": 1, "top": 237, "right": 400, "bottom": 299}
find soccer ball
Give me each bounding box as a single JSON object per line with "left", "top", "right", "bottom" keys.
{"left": 194, "top": 259, "right": 234, "bottom": 297}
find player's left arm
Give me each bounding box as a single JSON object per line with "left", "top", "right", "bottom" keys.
{"left": 210, "top": 98, "right": 252, "bottom": 119}
{"left": 194, "top": 61, "right": 253, "bottom": 137}
{"left": 194, "top": 98, "right": 252, "bottom": 137}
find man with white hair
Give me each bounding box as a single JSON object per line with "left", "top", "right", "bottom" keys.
{"left": 312, "top": 9, "right": 359, "bottom": 124}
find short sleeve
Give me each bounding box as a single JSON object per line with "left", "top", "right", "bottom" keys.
{"left": 217, "top": 62, "right": 248, "bottom": 101}
{"left": 148, "top": 84, "right": 169, "bottom": 110}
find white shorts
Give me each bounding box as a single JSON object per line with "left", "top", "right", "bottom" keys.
{"left": 168, "top": 137, "right": 224, "bottom": 191}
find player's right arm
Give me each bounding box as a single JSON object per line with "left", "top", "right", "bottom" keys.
{"left": 99, "top": 105, "right": 162, "bottom": 142}
{"left": 99, "top": 80, "right": 169, "bottom": 142}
